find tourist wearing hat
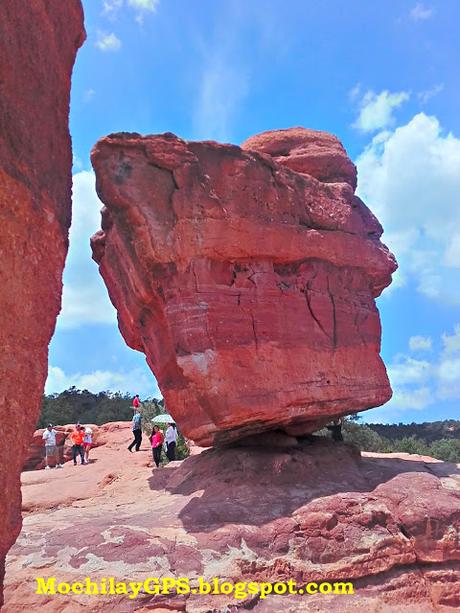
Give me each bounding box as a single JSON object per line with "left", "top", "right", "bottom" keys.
{"left": 42, "top": 424, "right": 63, "bottom": 469}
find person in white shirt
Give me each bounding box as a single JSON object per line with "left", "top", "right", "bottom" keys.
{"left": 165, "top": 423, "right": 177, "bottom": 461}
{"left": 42, "top": 424, "right": 63, "bottom": 469}
{"left": 83, "top": 427, "right": 93, "bottom": 463}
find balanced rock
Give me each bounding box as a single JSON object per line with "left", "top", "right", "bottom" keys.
{"left": 91, "top": 129, "right": 397, "bottom": 446}
{"left": 0, "top": 1, "right": 84, "bottom": 605}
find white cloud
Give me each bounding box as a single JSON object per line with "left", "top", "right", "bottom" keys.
{"left": 191, "top": 7, "right": 251, "bottom": 143}
{"left": 83, "top": 88, "right": 96, "bottom": 103}
{"left": 380, "top": 325, "right": 460, "bottom": 417}
{"left": 128, "top": 0, "right": 159, "bottom": 11}
{"left": 418, "top": 83, "right": 444, "bottom": 105}
{"left": 349, "top": 83, "right": 362, "bottom": 102}
{"left": 409, "top": 336, "right": 432, "bottom": 352}
{"left": 103, "top": 0, "right": 123, "bottom": 13}
{"left": 56, "top": 171, "right": 116, "bottom": 330}
{"left": 442, "top": 324, "right": 460, "bottom": 354}
{"left": 102, "top": 0, "right": 159, "bottom": 22}
{"left": 437, "top": 351, "right": 460, "bottom": 400}
{"left": 72, "top": 154, "right": 83, "bottom": 171}
{"left": 46, "top": 366, "right": 157, "bottom": 397}
{"left": 356, "top": 112, "right": 460, "bottom": 305}
{"left": 438, "top": 358, "right": 460, "bottom": 382}
{"left": 388, "top": 357, "right": 432, "bottom": 385}
{"left": 391, "top": 386, "right": 433, "bottom": 410}
{"left": 95, "top": 31, "right": 121, "bottom": 52}
{"left": 193, "top": 59, "right": 249, "bottom": 142}
{"left": 59, "top": 282, "right": 116, "bottom": 329}
{"left": 444, "top": 232, "right": 460, "bottom": 268}
{"left": 410, "top": 3, "right": 433, "bottom": 21}
{"left": 353, "top": 90, "right": 410, "bottom": 133}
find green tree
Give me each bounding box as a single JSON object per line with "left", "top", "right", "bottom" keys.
{"left": 391, "top": 435, "right": 430, "bottom": 455}
{"left": 428, "top": 439, "right": 460, "bottom": 462}
{"left": 342, "top": 421, "right": 390, "bottom": 452}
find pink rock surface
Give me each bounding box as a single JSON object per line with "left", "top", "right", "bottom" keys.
{"left": 0, "top": 1, "right": 84, "bottom": 605}
{"left": 4, "top": 424, "right": 459, "bottom": 612}
{"left": 91, "top": 130, "right": 397, "bottom": 446}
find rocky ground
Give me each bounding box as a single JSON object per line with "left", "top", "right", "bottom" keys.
{"left": 3, "top": 422, "right": 459, "bottom": 612}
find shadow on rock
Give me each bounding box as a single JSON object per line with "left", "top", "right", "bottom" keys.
{"left": 147, "top": 436, "right": 460, "bottom": 534}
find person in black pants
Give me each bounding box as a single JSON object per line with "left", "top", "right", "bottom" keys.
{"left": 150, "top": 425, "right": 164, "bottom": 468}
{"left": 128, "top": 409, "right": 142, "bottom": 452}
{"left": 70, "top": 425, "right": 86, "bottom": 465}
{"left": 165, "top": 423, "right": 177, "bottom": 461}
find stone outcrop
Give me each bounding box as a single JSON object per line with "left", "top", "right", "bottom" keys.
{"left": 91, "top": 129, "right": 397, "bottom": 446}
{"left": 242, "top": 127, "right": 358, "bottom": 189}
{"left": 4, "top": 423, "right": 459, "bottom": 611}
{"left": 0, "top": 0, "right": 84, "bottom": 605}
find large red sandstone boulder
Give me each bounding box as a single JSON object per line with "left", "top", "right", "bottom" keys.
{"left": 0, "top": 1, "right": 84, "bottom": 605}
{"left": 91, "top": 130, "right": 396, "bottom": 446}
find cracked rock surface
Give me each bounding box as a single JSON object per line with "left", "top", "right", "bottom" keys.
{"left": 0, "top": 1, "right": 84, "bottom": 605}
{"left": 4, "top": 425, "right": 459, "bottom": 612}
{"left": 91, "top": 129, "right": 397, "bottom": 446}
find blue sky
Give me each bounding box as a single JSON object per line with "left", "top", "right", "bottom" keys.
{"left": 46, "top": 0, "right": 460, "bottom": 425}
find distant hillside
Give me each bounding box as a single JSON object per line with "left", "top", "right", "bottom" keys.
{"left": 366, "top": 420, "right": 460, "bottom": 444}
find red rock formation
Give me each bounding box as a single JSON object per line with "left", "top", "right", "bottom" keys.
{"left": 91, "top": 129, "right": 397, "bottom": 446}
{"left": 242, "top": 127, "right": 358, "bottom": 189}
{"left": 0, "top": 1, "right": 84, "bottom": 605}
{"left": 4, "top": 427, "right": 460, "bottom": 611}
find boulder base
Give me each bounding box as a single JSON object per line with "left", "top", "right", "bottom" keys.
{"left": 4, "top": 424, "right": 459, "bottom": 612}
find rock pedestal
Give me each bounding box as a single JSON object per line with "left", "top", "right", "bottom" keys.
{"left": 4, "top": 427, "right": 460, "bottom": 611}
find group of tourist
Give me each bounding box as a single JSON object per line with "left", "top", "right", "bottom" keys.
{"left": 42, "top": 394, "right": 179, "bottom": 471}
{"left": 127, "top": 395, "right": 178, "bottom": 468}
{"left": 42, "top": 423, "right": 93, "bottom": 469}
{"left": 42, "top": 393, "right": 344, "bottom": 472}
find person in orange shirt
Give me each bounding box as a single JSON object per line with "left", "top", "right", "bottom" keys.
{"left": 70, "top": 425, "right": 86, "bottom": 466}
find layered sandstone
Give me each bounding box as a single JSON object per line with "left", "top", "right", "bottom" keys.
{"left": 4, "top": 424, "right": 460, "bottom": 611}
{"left": 0, "top": 1, "right": 84, "bottom": 605}
{"left": 91, "top": 130, "right": 396, "bottom": 445}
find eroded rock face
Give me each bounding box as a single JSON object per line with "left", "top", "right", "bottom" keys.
{"left": 242, "top": 127, "right": 358, "bottom": 189}
{"left": 4, "top": 426, "right": 460, "bottom": 611}
{"left": 91, "top": 129, "right": 397, "bottom": 446}
{"left": 0, "top": 0, "right": 84, "bottom": 604}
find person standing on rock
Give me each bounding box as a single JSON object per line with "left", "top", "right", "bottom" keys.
{"left": 83, "top": 427, "right": 93, "bottom": 463}
{"left": 70, "top": 425, "right": 86, "bottom": 465}
{"left": 150, "top": 425, "right": 164, "bottom": 468}
{"left": 132, "top": 394, "right": 140, "bottom": 409}
{"left": 128, "top": 408, "right": 142, "bottom": 452}
{"left": 165, "top": 423, "right": 177, "bottom": 461}
{"left": 42, "top": 424, "right": 62, "bottom": 469}
{"left": 327, "top": 417, "right": 344, "bottom": 442}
